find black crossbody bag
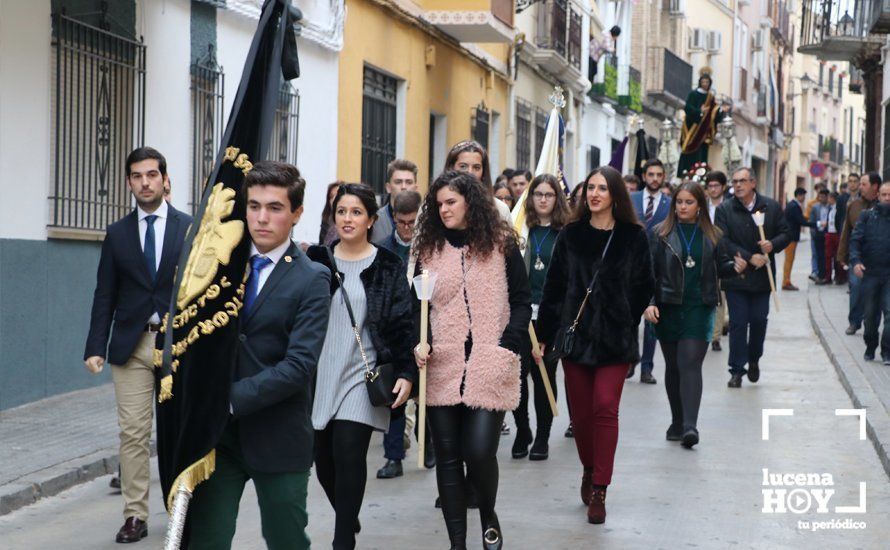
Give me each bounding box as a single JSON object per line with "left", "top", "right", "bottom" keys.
{"left": 551, "top": 229, "right": 614, "bottom": 359}
{"left": 326, "top": 248, "right": 396, "bottom": 407}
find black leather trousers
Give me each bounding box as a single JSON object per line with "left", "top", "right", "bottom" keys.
{"left": 427, "top": 404, "right": 505, "bottom": 547}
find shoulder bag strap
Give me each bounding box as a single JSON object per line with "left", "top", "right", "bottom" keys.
{"left": 569, "top": 229, "right": 615, "bottom": 330}
{"left": 325, "top": 247, "right": 376, "bottom": 381}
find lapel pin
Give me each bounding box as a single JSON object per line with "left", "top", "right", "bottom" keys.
{"left": 284, "top": 256, "right": 292, "bottom": 263}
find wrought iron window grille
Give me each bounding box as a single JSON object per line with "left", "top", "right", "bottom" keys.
{"left": 50, "top": 12, "right": 145, "bottom": 232}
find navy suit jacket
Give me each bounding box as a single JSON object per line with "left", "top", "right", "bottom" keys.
{"left": 784, "top": 199, "right": 814, "bottom": 242}
{"left": 631, "top": 190, "right": 670, "bottom": 233}
{"left": 230, "top": 241, "right": 331, "bottom": 473}
{"left": 84, "top": 205, "right": 192, "bottom": 365}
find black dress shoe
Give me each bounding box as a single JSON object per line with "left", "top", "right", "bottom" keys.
{"left": 109, "top": 475, "right": 121, "bottom": 490}
{"left": 376, "top": 459, "right": 403, "bottom": 479}
{"left": 747, "top": 361, "right": 760, "bottom": 383}
{"left": 711, "top": 340, "right": 722, "bottom": 351}
{"left": 681, "top": 427, "right": 699, "bottom": 449}
{"left": 564, "top": 423, "right": 574, "bottom": 438}
{"left": 625, "top": 364, "right": 635, "bottom": 379}
{"left": 666, "top": 424, "right": 683, "bottom": 441}
{"left": 845, "top": 325, "right": 860, "bottom": 335}
{"left": 883, "top": 355, "right": 890, "bottom": 366}
{"left": 864, "top": 350, "right": 876, "bottom": 362}
{"left": 511, "top": 426, "right": 533, "bottom": 459}
{"left": 640, "top": 372, "right": 657, "bottom": 384}
{"left": 728, "top": 374, "right": 743, "bottom": 388}
{"left": 529, "top": 438, "right": 549, "bottom": 461}
{"left": 115, "top": 517, "right": 147, "bottom": 543}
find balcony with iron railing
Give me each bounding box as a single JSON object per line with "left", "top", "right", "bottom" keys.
{"left": 422, "top": 0, "right": 514, "bottom": 43}
{"left": 590, "top": 54, "right": 618, "bottom": 102}
{"left": 619, "top": 66, "right": 643, "bottom": 112}
{"left": 530, "top": 0, "right": 583, "bottom": 78}
{"left": 799, "top": 0, "right": 882, "bottom": 62}
{"left": 645, "top": 46, "right": 693, "bottom": 107}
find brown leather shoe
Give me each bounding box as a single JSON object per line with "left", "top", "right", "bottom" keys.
{"left": 580, "top": 467, "right": 593, "bottom": 506}
{"left": 116, "top": 517, "right": 147, "bottom": 543}
{"left": 587, "top": 487, "right": 607, "bottom": 524}
{"left": 782, "top": 283, "right": 799, "bottom": 291}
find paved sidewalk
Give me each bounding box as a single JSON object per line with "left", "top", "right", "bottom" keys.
{"left": 808, "top": 280, "right": 890, "bottom": 477}
{"left": 0, "top": 384, "right": 128, "bottom": 514}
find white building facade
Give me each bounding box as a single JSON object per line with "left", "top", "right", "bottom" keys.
{"left": 0, "top": 0, "right": 341, "bottom": 409}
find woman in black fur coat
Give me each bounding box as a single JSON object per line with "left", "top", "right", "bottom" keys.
{"left": 537, "top": 166, "right": 654, "bottom": 525}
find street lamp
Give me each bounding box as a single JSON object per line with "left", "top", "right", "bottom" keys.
{"left": 720, "top": 115, "right": 742, "bottom": 172}
{"left": 658, "top": 118, "right": 680, "bottom": 180}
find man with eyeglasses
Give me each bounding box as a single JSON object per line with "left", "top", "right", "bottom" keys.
{"left": 705, "top": 171, "right": 729, "bottom": 351}
{"left": 714, "top": 167, "right": 791, "bottom": 388}
{"left": 83, "top": 147, "right": 192, "bottom": 543}
{"left": 377, "top": 189, "right": 436, "bottom": 478}
{"left": 371, "top": 159, "right": 419, "bottom": 246}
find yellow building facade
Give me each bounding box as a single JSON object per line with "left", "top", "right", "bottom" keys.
{"left": 337, "top": 0, "right": 514, "bottom": 191}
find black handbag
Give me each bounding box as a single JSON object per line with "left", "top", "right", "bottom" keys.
{"left": 551, "top": 229, "right": 614, "bottom": 359}
{"left": 326, "top": 249, "right": 397, "bottom": 407}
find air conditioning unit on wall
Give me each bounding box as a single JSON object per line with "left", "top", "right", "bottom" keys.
{"left": 752, "top": 29, "right": 764, "bottom": 51}
{"left": 706, "top": 30, "right": 722, "bottom": 53}
{"left": 689, "top": 28, "right": 706, "bottom": 51}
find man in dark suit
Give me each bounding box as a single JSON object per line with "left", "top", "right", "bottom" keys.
{"left": 188, "top": 161, "right": 330, "bottom": 550}
{"left": 84, "top": 147, "right": 192, "bottom": 543}
{"left": 627, "top": 159, "right": 670, "bottom": 384}
{"left": 782, "top": 187, "right": 814, "bottom": 291}
{"left": 715, "top": 167, "right": 792, "bottom": 388}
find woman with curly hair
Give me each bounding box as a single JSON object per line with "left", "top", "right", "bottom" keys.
{"left": 413, "top": 170, "right": 531, "bottom": 550}
{"left": 537, "top": 166, "right": 654, "bottom": 525}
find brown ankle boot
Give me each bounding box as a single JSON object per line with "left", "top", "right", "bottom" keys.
{"left": 580, "top": 467, "right": 593, "bottom": 505}
{"left": 587, "top": 486, "right": 607, "bottom": 524}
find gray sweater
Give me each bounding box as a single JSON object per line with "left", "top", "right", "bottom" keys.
{"left": 311, "top": 249, "right": 389, "bottom": 432}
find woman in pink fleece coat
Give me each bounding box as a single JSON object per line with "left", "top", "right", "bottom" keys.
{"left": 413, "top": 170, "right": 531, "bottom": 550}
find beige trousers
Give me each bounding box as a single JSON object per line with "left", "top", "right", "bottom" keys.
{"left": 713, "top": 292, "right": 728, "bottom": 342}
{"left": 110, "top": 332, "right": 155, "bottom": 521}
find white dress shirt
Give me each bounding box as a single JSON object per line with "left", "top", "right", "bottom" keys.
{"left": 644, "top": 189, "right": 661, "bottom": 214}
{"left": 249, "top": 239, "right": 292, "bottom": 294}
{"left": 708, "top": 198, "right": 723, "bottom": 223}
{"left": 138, "top": 200, "right": 168, "bottom": 324}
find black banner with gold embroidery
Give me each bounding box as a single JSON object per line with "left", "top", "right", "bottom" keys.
{"left": 155, "top": 0, "right": 301, "bottom": 522}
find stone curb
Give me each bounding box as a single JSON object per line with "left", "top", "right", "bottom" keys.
{"left": 0, "top": 444, "right": 156, "bottom": 516}
{"left": 807, "top": 285, "right": 890, "bottom": 480}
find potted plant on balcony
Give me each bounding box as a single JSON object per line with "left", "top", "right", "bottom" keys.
{"left": 820, "top": 140, "right": 831, "bottom": 162}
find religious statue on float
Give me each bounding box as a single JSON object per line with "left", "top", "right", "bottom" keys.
{"left": 677, "top": 67, "right": 730, "bottom": 177}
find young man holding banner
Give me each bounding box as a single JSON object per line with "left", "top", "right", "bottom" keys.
{"left": 188, "top": 162, "right": 331, "bottom": 550}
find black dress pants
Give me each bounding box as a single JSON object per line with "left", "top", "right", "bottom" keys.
{"left": 513, "top": 348, "right": 558, "bottom": 437}
{"left": 314, "top": 420, "right": 374, "bottom": 550}
{"left": 427, "top": 405, "right": 505, "bottom": 546}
